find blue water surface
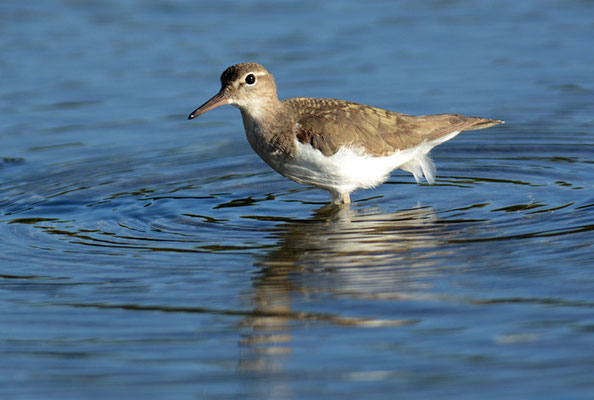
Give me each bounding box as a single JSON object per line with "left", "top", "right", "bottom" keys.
{"left": 1, "top": 1, "right": 593, "bottom": 399}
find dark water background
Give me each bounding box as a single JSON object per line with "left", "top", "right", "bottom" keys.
{"left": 1, "top": 1, "right": 593, "bottom": 399}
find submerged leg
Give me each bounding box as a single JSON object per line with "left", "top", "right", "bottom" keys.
{"left": 330, "top": 190, "right": 351, "bottom": 205}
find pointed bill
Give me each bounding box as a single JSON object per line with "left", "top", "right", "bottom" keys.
{"left": 188, "top": 90, "right": 228, "bottom": 120}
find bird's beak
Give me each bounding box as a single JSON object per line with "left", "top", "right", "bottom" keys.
{"left": 188, "top": 90, "right": 228, "bottom": 120}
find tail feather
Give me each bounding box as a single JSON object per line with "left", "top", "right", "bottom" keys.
{"left": 401, "top": 152, "right": 436, "bottom": 184}
{"left": 400, "top": 116, "right": 503, "bottom": 184}
{"left": 468, "top": 118, "right": 504, "bottom": 131}
{"left": 424, "top": 116, "right": 504, "bottom": 142}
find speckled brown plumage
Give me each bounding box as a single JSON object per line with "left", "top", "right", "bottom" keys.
{"left": 286, "top": 97, "right": 501, "bottom": 157}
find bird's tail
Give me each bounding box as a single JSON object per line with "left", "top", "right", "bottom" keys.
{"left": 468, "top": 118, "right": 504, "bottom": 130}
{"left": 401, "top": 152, "right": 436, "bottom": 184}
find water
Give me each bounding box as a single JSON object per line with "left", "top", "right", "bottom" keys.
{"left": 1, "top": 1, "right": 593, "bottom": 399}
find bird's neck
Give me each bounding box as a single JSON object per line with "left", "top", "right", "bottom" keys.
{"left": 239, "top": 98, "right": 295, "bottom": 156}
{"left": 239, "top": 95, "right": 286, "bottom": 133}
{"left": 238, "top": 95, "right": 283, "bottom": 123}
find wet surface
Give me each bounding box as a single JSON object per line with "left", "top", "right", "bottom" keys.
{"left": 1, "top": 1, "right": 593, "bottom": 399}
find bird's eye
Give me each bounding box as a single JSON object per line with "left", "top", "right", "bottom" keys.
{"left": 245, "top": 73, "right": 256, "bottom": 85}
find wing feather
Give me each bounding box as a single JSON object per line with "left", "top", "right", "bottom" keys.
{"left": 286, "top": 98, "right": 502, "bottom": 157}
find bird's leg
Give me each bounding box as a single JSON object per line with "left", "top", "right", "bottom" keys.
{"left": 330, "top": 190, "right": 351, "bottom": 205}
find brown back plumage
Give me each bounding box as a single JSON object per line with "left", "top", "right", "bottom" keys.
{"left": 286, "top": 97, "right": 502, "bottom": 157}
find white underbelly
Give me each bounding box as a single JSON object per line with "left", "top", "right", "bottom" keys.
{"left": 279, "top": 142, "right": 417, "bottom": 193}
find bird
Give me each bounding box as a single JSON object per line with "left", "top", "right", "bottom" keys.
{"left": 188, "top": 63, "right": 503, "bottom": 205}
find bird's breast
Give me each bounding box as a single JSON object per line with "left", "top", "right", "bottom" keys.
{"left": 240, "top": 111, "right": 297, "bottom": 173}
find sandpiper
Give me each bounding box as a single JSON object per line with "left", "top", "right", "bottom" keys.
{"left": 188, "top": 63, "right": 502, "bottom": 204}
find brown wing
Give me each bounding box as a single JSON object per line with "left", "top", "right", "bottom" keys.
{"left": 286, "top": 98, "right": 502, "bottom": 157}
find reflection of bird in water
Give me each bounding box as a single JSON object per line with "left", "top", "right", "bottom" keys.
{"left": 239, "top": 205, "right": 450, "bottom": 379}
{"left": 257, "top": 204, "right": 446, "bottom": 282}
